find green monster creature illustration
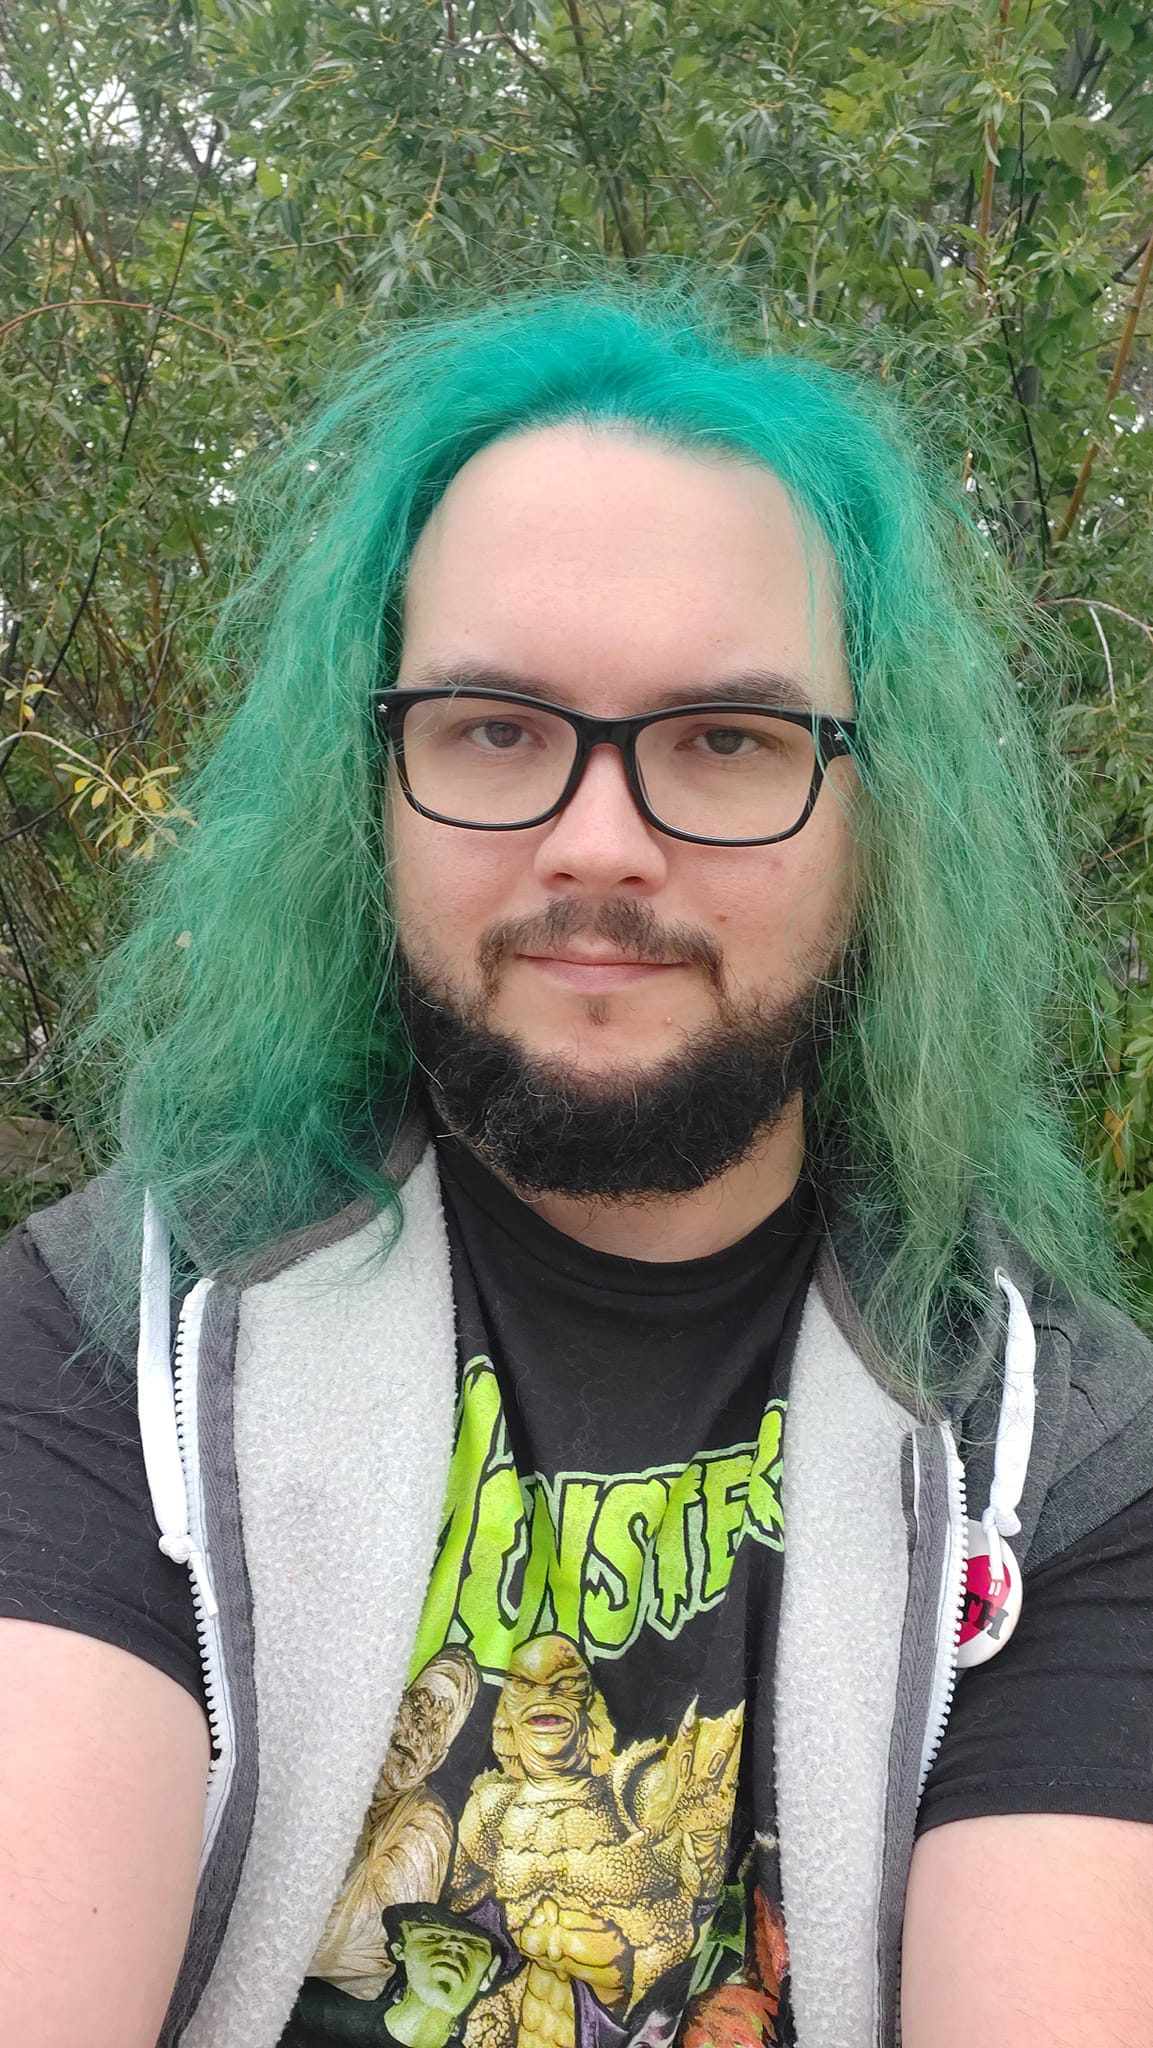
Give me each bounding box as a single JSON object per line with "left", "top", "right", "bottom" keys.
{"left": 380, "top": 1906, "right": 504, "bottom": 2048}
{"left": 450, "top": 1635, "right": 743, "bottom": 2048}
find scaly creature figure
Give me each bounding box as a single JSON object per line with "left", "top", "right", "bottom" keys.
{"left": 617, "top": 1701, "right": 745, "bottom": 1901}
{"left": 451, "top": 1637, "right": 743, "bottom": 2048}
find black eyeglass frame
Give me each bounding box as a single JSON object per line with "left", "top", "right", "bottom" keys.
{"left": 374, "top": 686, "right": 858, "bottom": 848}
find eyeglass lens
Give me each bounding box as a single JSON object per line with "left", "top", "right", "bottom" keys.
{"left": 396, "top": 694, "right": 820, "bottom": 842}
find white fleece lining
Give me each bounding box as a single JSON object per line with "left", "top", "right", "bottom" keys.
{"left": 776, "top": 1284, "right": 914, "bottom": 2048}
{"left": 182, "top": 1148, "right": 457, "bottom": 2048}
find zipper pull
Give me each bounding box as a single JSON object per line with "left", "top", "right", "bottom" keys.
{"left": 158, "top": 1530, "right": 219, "bottom": 1621}
{"left": 956, "top": 1269, "right": 1035, "bottom": 1670}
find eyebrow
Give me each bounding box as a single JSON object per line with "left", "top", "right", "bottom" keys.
{"left": 407, "top": 661, "right": 817, "bottom": 714}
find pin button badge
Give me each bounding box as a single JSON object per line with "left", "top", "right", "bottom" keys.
{"left": 955, "top": 1519, "right": 1022, "bottom": 1670}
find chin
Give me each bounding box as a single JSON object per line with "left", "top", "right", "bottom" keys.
{"left": 490, "top": 1000, "right": 695, "bottom": 1067}
{"left": 503, "top": 1026, "right": 688, "bottom": 1086}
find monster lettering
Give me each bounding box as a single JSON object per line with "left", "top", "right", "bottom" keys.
{"left": 410, "top": 1360, "right": 786, "bottom": 1682}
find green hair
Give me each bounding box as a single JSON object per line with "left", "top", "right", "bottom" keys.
{"left": 83, "top": 283, "right": 1126, "bottom": 1393}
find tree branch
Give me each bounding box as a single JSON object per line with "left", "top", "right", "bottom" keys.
{"left": 1050, "top": 225, "right": 1153, "bottom": 551}
{"left": 0, "top": 298, "right": 232, "bottom": 352}
{"left": 493, "top": 25, "right": 641, "bottom": 264}
{"left": 974, "top": 0, "right": 1012, "bottom": 307}
{"left": 999, "top": 311, "right": 1049, "bottom": 564}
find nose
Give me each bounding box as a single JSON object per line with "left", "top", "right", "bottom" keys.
{"left": 533, "top": 742, "right": 670, "bottom": 896}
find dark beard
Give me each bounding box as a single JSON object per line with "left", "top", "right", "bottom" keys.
{"left": 396, "top": 905, "right": 846, "bottom": 1199}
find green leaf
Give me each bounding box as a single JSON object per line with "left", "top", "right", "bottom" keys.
{"left": 1046, "top": 113, "right": 1092, "bottom": 172}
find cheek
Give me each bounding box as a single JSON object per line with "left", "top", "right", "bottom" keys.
{"left": 699, "top": 820, "right": 855, "bottom": 986}
{"left": 387, "top": 798, "right": 528, "bottom": 960}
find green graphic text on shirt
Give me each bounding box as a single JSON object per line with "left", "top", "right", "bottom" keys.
{"left": 411, "top": 1356, "right": 786, "bottom": 1682}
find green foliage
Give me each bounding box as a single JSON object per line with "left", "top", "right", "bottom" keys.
{"left": 1, "top": 0, "right": 1150, "bottom": 1302}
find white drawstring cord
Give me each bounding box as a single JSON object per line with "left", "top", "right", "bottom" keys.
{"left": 980, "top": 1268, "right": 1037, "bottom": 1580}
{"left": 136, "top": 1191, "right": 217, "bottom": 1616}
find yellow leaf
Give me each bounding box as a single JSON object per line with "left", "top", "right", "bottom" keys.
{"left": 90, "top": 784, "right": 109, "bottom": 808}
{"left": 1104, "top": 1104, "right": 1130, "bottom": 1171}
{"left": 143, "top": 785, "right": 165, "bottom": 812}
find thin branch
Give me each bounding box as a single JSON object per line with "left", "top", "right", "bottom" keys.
{"left": 0, "top": 871, "right": 51, "bottom": 1050}
{"left": 565, "top": 0, "right": 593, "bottom": 81}
{"left": 974, "top": 0, "right": 1012, "bottom": 306}
{"left": 412, "top": 158, "right": 447, "bottom": 239}
{"left": 171, "top": 117, "right": 222, "bottom": 180}
{"left": 1085, "top": 603, "right": 1116, "bottom": 707}
{"left": 1, "top": 616, "right": 20, "bottom": 681}
{"left": 1066, "top": 30, "right": 1104, "bottom": 105}
{"left": 490, "top": 24, "right": 642, "bottom": 263}
{"left": 0, "top": 297, "right": 233, "bottom": 354}
{"left": 1050, "top": 225, "right": 1153, "bottom": 550}
{"left": 1112, "top": 222, "right": 1153, "bottom": 285}
{"left": 6, "top": 731, "right": 162, "bottom": 828}
{"left": 0, "top": 206, "right": 34, "bottom": 264}
{"left": 1038, "top": 597, "right": 1153, "bottom": 649}
{"left": 998, "top": 311, "right": 1049, "bottom": 564}
{"left": 0, "top": 792, "right": 73, "bottom": 848}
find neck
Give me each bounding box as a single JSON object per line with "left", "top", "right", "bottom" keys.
{"left": 502, "top": 1097, "right": 806, "bottom": 1262}
{"left": 385, "top": 1993, "right": 457, "bottom": 2048}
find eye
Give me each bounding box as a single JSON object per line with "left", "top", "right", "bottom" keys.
{"left": 699, "top": 726, "right": 754, "bottom": 757}
{"left": 467, "top": 718, "right": 532, "bottom": 752}
{"left": 681, "top": 723, "right": 776, "bottom": 759}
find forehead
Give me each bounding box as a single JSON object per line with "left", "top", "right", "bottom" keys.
{"left": 400, "top": 424, "right": 852, "bottom": 717}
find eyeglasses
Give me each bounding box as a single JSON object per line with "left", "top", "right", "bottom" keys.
{"left": 375, "top": 687, "right": 857, "bottom": 849}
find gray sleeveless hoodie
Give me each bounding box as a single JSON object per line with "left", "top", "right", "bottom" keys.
{"left": 25, "top": 1137, "right": 1153, "bottom": 2048}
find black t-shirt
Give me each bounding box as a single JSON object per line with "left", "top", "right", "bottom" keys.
{"left": 285, "top": 1138, "right": 819, "bottom": 2045}
{"left": 2, "top": 1160, "right": 1153, "bottom": 2036}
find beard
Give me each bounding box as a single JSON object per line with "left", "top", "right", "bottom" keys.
{"left": 396, "top": 898, "right": 848, "bottom": 1201}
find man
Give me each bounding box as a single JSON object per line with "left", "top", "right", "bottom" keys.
{"left": 2, "top": 290, "right": 1152, "bottom": 2048}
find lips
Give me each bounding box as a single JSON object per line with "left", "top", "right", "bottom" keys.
{"left": 519, "top": 951, "right": 683, "bottom": 990}
{"left": 524, "top": 950, "right": 679, "bottom": 968}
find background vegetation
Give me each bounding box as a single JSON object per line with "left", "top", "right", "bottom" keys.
{"left": 1, "top": 0, "right": 1151, "bottom": 1298}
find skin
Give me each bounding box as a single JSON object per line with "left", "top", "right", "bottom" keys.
{"left": 0, "top": 1620, "right": 210, "bottom": 2048}
{"left": 902, "top": 1813, "right": 1153, "bottom": 2047}
{"left": 391, "top": 423, "right": 858, "bottom": 1260}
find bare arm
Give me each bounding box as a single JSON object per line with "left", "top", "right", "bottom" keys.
{"left": 902, "top": 1812, "right": 1153, "bottom": 2048}
{"left": 0, "top": 1620, "right": 211, "bottom": 2048}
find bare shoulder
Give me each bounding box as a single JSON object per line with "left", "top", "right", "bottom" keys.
{"left": 902, "top": 1811, "right": 1153, "bottom": 2047}
{"left": 0, "top": 1619, "right": 210, "bottom": 2048}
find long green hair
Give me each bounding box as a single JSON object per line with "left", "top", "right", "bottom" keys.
{"left": 84, "top": 284, "right": 1126, "bottom": 1392}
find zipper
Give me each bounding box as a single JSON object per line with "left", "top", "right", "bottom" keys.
{"left": 171, "top": 1278, "right": 238, "bottom": 1870}
{"left": 890, "top": 1423, "right": 970, "bottom": 2048}
{"left": 916, "top": 1419, "right": 969, "bottom": 1796}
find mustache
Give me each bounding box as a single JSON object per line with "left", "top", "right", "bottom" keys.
{"left": 477, "top": 898, "right": 725, "bottom": 998}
